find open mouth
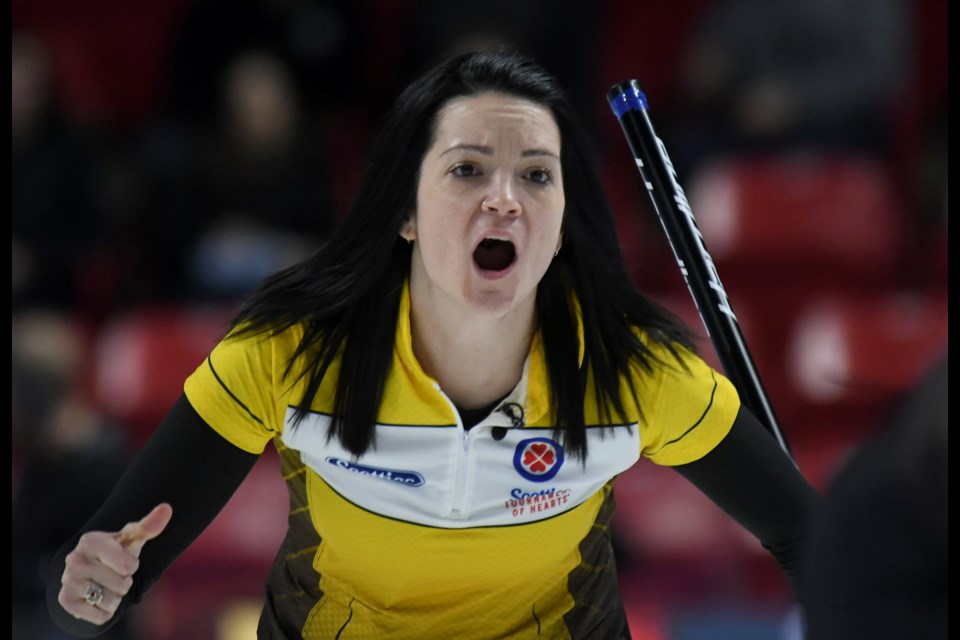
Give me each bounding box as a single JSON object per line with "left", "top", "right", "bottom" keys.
{"left": 473, "top": 238, "right": 516, "bottom": 272}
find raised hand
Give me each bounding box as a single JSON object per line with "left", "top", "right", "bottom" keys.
{"left": 57, "top": 503, "right": 173, "bottom": 625}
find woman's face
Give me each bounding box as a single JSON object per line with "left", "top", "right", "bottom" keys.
{"left": 405, "top": 92, "right": 565, "bottom": 316}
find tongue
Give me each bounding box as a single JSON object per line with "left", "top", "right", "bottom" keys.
{"left": 474, "top": 239, "right": 515, "bottom": 271}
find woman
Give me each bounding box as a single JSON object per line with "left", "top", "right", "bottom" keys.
{"left": 48, "top": 50, "right": 819, "bottom": 639}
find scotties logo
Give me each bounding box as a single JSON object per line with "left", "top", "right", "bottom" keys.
{"left": 325, "top": 457, "right": 424, "bottom": 487}
{"left": 513, "top": 438, "right": 564, "bottom": 482}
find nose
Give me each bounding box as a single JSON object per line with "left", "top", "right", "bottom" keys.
{"left": 482, "top": 176, "right": 522, "bottom": 217}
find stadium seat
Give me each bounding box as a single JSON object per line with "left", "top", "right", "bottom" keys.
{"left": 787, "top": 291, "right": 948, "bottom": 440}
{"left": 688, "top": 152, "right": 904, "bottom": 288}
{"left": 90, "top": 305, "right": 235, "bottom": 449}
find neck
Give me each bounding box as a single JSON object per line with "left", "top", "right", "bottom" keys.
{"left": 409, "top": 281, "right": 537, "bottom": 409}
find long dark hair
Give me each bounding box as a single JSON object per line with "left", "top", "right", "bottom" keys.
{"left": 229, "top": 50, "right": 696, "bottom": 460}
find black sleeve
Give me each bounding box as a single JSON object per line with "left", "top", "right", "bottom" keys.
{"left": 46, "top": 393, "right": 260, "bottom": 637}
{"left": 672, "top": 405, "right": 822, "bottom": 593}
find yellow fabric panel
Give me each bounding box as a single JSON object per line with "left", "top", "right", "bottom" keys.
{"left": 632, "top": 338, "right": 739, "bottom": 465}
{"left": 300, "top": 472, "right": 593, "bottom": 639}
{"left": 184, "top": 324, "right": 305, "bottom": 453}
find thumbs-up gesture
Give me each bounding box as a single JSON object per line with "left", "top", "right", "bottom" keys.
{"left": 58, "top": 504, "right": 173, "bottom": 625}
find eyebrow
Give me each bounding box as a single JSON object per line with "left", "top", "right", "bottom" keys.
{"left": 439, "top": 144, "right": 560, "bottom": 160}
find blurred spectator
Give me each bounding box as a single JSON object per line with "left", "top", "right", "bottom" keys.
{"left": 12, "top": 311, "right": 136, "bottom": 639}
{"left": 162, "top": 0, "right": 367, "bottom": 128}
{"left": 178, "top": 50, "right": 337, "bottom": 300}
{"left": 12, "top": 32, "right": 104, "bottom": 312}
{"left": 158, "top": 0, "right": 372, "bottom": 224}
{"left": 795, "top": 352, "right": 947, "bottom": 639}
{"left": 662, "top": 0, "right": 912, "bottom": 182}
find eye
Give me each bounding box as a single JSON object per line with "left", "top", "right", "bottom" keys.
{"left": 524, "top": 167, "right": 554, "bottom": 185}
{"left": 450, "top": 163, "right": 481, "bottom": 178}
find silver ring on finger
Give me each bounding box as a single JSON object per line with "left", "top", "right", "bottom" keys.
{"left": 84, "top": 582, "right": 105, "bottom": 607}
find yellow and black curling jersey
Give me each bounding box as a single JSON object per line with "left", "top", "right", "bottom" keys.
{"left": 183, "top": 281, "right": 740, "bottom": 639}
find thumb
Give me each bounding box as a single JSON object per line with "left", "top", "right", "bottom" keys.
{"left": 117, "top": 503, "right": 174, "bottom": 557}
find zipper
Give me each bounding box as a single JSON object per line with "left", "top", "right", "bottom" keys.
{"left": 433, "top": 382, "right": 471, "bottom": 519}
